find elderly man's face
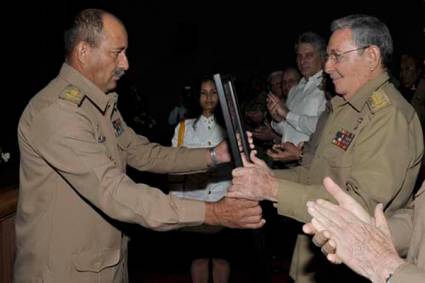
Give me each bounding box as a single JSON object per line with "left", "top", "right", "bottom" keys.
{"left": 270, "top": 76, "right": 283, "bottom": 97}
{"left": 85, "top": 15, "right": 129, "bottom": 93}
{"left": 282, "top": 70, "right": 300, "bottom": 97}
{"left": 296, "top": 43, "right": 323, "bottom": 79}
{"left": 324, "top": 28, "right": 371, "bottom": 100}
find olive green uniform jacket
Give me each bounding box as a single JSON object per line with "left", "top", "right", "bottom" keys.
{"left": 273, "top": 73, "right": 424, "bottom": 283}
{"left": 15, "top": 63, "right": 208, "bottom": 283}
{"left": 388, "top": 180, "right": 425, "bottom": 283}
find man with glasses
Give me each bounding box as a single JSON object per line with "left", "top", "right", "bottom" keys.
{"left": 228, "top": 14, "right": 423, "bottom": 283}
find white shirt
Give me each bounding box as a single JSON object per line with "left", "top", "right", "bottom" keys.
{"left": 271, "top": 70, "right": 326, "bottom": 145}
{"left": 171, "top": 115, "right": 230, "bottom": 201}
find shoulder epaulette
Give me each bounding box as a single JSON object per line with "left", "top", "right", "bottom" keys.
{"left": 367, "top": 89, "right": 391, "bottom": 114}
{"left": 59, "top": 85, "right": 85, "bottom": 106}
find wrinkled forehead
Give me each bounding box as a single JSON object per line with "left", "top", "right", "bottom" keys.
{"left": 297, "top": 43, "right": 318, "bottom": 55}
{"left": 102, "top": 15, "right": 128, "bottom": 45}
{"left": 327, "top": 28, "right": 355, "bottom": 52}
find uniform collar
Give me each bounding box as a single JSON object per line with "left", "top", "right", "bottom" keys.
{"left": 331, "top": 72, "right": 390, "bottom": 112}
{"left": 58, "top": 63, "right": 117, "bottom": 113}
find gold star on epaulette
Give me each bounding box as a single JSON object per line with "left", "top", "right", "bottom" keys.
{"left": 367, "top": 89, "right": 391, "bottom": 113}
{"left": 59, "top": 85, "right": 85, "bottom": 106}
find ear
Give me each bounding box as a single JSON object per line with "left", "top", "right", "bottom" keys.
{"left": 74, "top": 41, "right": 91, "bottom": 65}
{"left": 365, "top": 45, "right": 381, "bottom": 72}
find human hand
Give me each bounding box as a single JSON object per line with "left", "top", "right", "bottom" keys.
{"left": 303, "top": 177, "right": 373, "bottom": 264}
{"left": 205, "top": 197, "right": 265, "bottom": 229}
{"left": 252, "top": 124, "right": 279, "bottom": 141}
{"left": 266, "top": 142, "right": 302, "bottom": 162}
{"left": 227, "top": 150, "right": 278, "bottom": 202}
{"left": 306, "top": 200, "right": 404, "bottom": 282}
{"left": 267, "top": 94, "right": 288, "bottom": 122}
{"left": 245, "top": 110, "right": 264, "bottom": 124}
{"left": 312, "top": 177, "right": 373, "bottom": 224}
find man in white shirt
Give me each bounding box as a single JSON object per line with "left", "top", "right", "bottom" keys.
{"left": 268, "top": 32, "right": 327, "bottom": 146}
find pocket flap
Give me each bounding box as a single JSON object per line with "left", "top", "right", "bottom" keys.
{"left": 73, "top": 249, "right": 120, "bottom": 272}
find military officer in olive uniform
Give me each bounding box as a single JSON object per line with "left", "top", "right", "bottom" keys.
{"left": 228, "top": 15, "right": 424, "bottom": 283}
{"left": 15, "top": 9, "right": 264, "bottom": 283}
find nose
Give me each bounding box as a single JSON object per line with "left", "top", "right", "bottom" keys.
{"left": 119, "top": 53, "right": 129, "bottom": 70}
{"left": 324, "top": 59, "right": 333, "bottom": 74}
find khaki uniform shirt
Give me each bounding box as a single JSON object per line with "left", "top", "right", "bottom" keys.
{"left": 15, "top": 63, "right": 209, "bottom": 283}
{"left": 273, "top": 73, "right": 424, "bottom": 283}
{"left": 388, "top": 181, "right": 425, "bottom": 283}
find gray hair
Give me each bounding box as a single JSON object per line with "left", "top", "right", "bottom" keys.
{"left": 295, "top": 32, "right": 327, "bottom": 60}
{"left": 64, "top": 9, "right": 108, "bottom": 57}
{"left": 331, "top": 14, "right": 393, "bottom": 68}
{"left": 267, "top": 70, "right": 283, "bottom": 83}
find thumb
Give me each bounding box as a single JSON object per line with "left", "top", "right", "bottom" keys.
{"left": 323, "top": 177, "right": 372, "bottom": 223}
{"left": 374, "top": 203, "right": 391, "bottom": 238}
{"left": 323, "top": 177, "right": 350, "bottom": 205}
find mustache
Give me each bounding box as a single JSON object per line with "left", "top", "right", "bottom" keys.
{"left": 113, "top": 69, "right": 125, "bottom": 78}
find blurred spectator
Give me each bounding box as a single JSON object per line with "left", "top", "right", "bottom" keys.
{"left": 268, "top": 32, "right": 327, "bottom": 146}
{"left": 281, "top": 67, "right": 301, "bottom": 100}
{"left": 399, "top": 54, "right": 423, "bottom": 102}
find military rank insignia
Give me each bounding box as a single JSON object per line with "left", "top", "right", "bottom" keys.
{"left": 112, "top": 118, "right": 124, "bottom": 136}
{"left": 367, "top": 89, "right": 391, "bottom": 113}
{"left": 332, "top": 129, "right": 355, "bottom": 151}
{"left": 59, "top": 85, "right": 84, "bottom": 106}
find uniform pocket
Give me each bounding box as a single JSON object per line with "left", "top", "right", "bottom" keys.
{"left": 116, "top": 130, "right": 131, "bottom": 150}
{"left": 73, "top": 248, "right": 121, "bottom": 272}
{"left": 323, "top": 146, "right": 353, "bottom": 168}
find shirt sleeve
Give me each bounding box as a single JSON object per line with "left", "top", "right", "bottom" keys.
{"left": 32, "top": 106, "right": 205, "bottom": 231}
{"left": 121, "top": 122, "right": 208, "bottom": 174}
{"left": 271, "top": 120, "right": 285, "bottom": 135}
{"left": 285, "top": 91, "right": 326, "bottom": 136}
{"left": 390, "top": 262, "right": 425, "bottom": 283}
{"left": 387, "top": 204, "right": 414, "bottom": 256}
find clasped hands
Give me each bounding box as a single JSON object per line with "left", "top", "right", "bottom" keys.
{"left": 302, "top": 177, "right": 404, "bottom": 282}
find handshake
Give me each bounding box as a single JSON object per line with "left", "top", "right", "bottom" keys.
{"left": 203, "top": 133, "right": 275, "bottom": 230}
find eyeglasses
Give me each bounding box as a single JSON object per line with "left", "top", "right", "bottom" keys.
{"left": 325, "top": 46, "right": 370, "bottom": 64}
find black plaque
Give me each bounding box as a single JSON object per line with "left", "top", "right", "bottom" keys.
{"left": 214, "top": 73, "right": 250, "bottom": 167}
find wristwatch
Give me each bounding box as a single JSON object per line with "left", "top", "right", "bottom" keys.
{"left": 209, "top": 147, "right": 218, "bottom": 167}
